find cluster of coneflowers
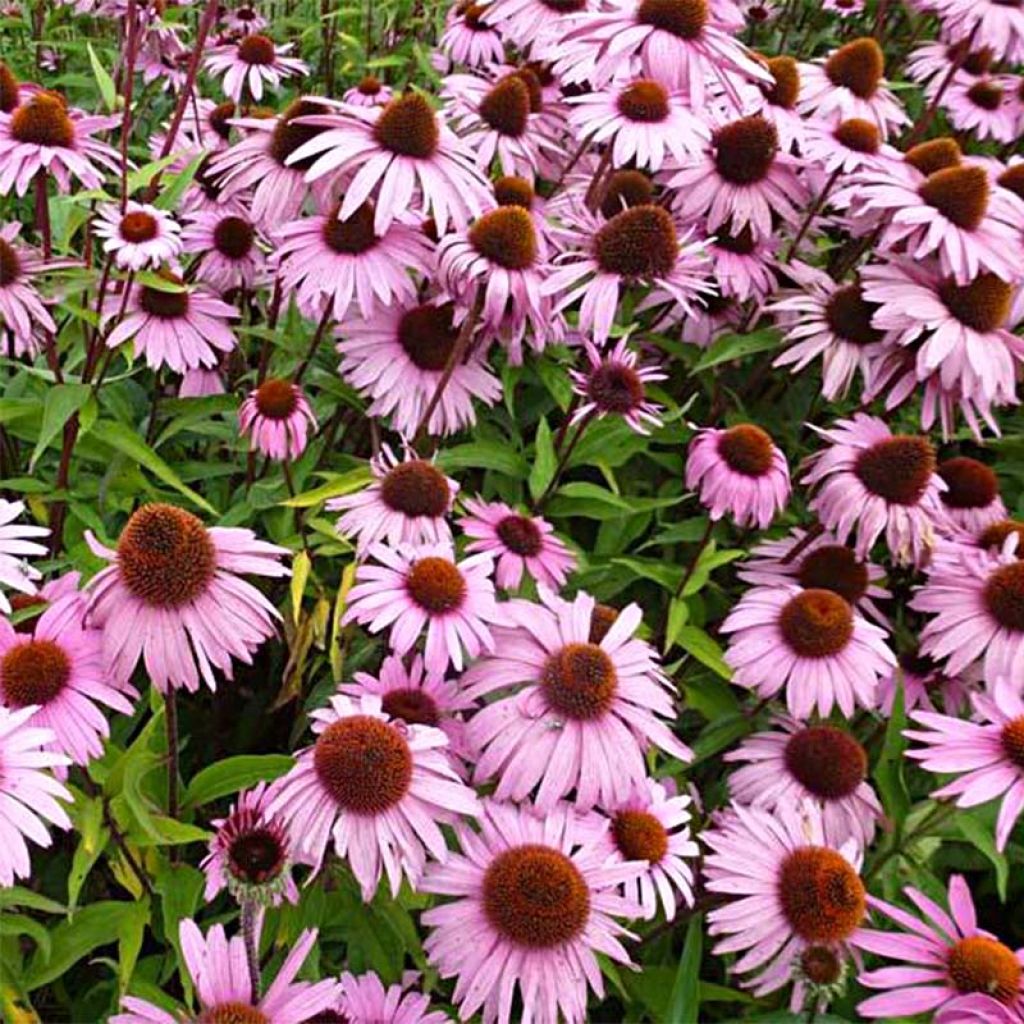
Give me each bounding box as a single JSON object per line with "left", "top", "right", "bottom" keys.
{"left": 0, "top": 0, "right": 1024, "bottom": 1021}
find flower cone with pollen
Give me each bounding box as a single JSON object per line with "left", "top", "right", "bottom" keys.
{"left": 373, "top": 93, "right": 440, "bottom": 158}
{"left": 905, "top": 137, "right": 962, "bottom": 176}
{"left": 825, "top": 38, "right": 884, "bottom": 99}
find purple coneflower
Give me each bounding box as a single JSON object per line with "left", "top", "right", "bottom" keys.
{"left": 204, "top": 34, "right": 307, "bottom": 103}
{"left": 238, "top": 377, "right": 316, "bottom": 462}
{"left": 221, "top": 4, "right": 268, "bottom": 34}
{"left": 936, "top": 456, "right": 1007, "bottom": 534}
{"left": 877, "top": 649, "right": 972, "bottom": 716}
{"left": 181, "top": 209, "right": 266, "bottom": 292}
{"left": 934, "top": 0, "right": 1024, "bottom": 63}
{"left": 343, "top": 75, "right": 394, "bottom": 108}
{"left": 0, "top": 500, "right": 47, "bottom": 614}
{"left": 739, "top": 54, "right": 806, "bottom": 153}
{"left": 943, "top": 75, "right": 1019, "bottom": 144}
{"left": 335, "top": 971, "right": 449, "bottom": 1024}
{"left": 482, "top": 0, "right": 595, "bottom": 51}
{"left": 85, "top": 503, "right": 289, "bottom": 692}
{"left": 93, "top": 201, "right": 182, "bottom": 272}
{"left": 439, "top": 4, "right": 506, "bottom": 67}
{"left": 569, "top": 338, "right": 666, "bottom": 435}
{"left": 703, "top": 225, "right": 779, "bottom": 302}
{"left": 0, "top": 223, "right": 56, "bottom": 358}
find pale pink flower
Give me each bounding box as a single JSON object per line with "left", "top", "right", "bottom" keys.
{"left": 482, "top": 0, "right": 597, "bottom": 52}
{"left": 943, "top": 75, "right": 1019, "bottom": 144}
{"left": 179, "top": 368, "right": 225, "bottom": 398}
{"left": 703, "top": 225, "right": 779, "bottom": 302}
{"left": 936, "top": 456, "right": 1007, "bottom": 534}
{"left": 181, "top": 209, "right": 267, "bottom": 292}
{"left": 569, "top": 338, "right": 666, "bottom": 435}
{"left": 0, "top": 223, "right": 56, "bottom": 357}
{"left": 93, "top": 201, "right": 182, "bottom": 272}
{"left": 221, "top": 4, "right": 268, "bottom": 34}
{"left": 343, "top": 76, "right": 395, "bottom": 107}
{"left": 439, "top": 3, "right": 506, "bottom": 66}
{"left": 335, "top": 971, "right": 449, "bottom": 1024}
{"left": 204, "top": 34, "right": 307, "bottom": 103}
{"left": 238, "top": 377, "right": 316, "bottom": 461}
{"left": 0, "top": 499, "right": 47, "bottom": 614}
{"left": 877, "top": 650, "right": 972, "bottom": 717}
{"left": 934, "top": 0, "right": 1024, "bottom": 62}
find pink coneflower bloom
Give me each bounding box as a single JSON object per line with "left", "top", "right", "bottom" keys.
{"left": 878, "top": 649, "right": 972, "bottom": 716}
{"left": 0, "top": 705, "right": 70, "bottom": 886}
{"left": 822, "top": 0, "right": 863, "bottom": 14}
{"left": 722, "top": 583, "right": 895, "bottom": 718}
{"left": 85, "top": 503, "right": 289, "bottom": 692}
{"left": 273, "top": 202, "right": 433, "bottom": 323}
{"left": 336, "top": 299, "right": 500, "bottom": 438}
{"left": 937, "top": 995, "right": 1024, "bottom": 1024}
{"left": 0, "top": 91, "right": 118, "bottom": 196}
{"left": 772, "top": 267, "right": 888, "bottom": 401}
{"left": 221, "top": 4, "right": 268, "bottom": 34}
{"left": 111, "top": 920, "right": 339, "bottom": 1024}
{"left": 329, "top": 447, "right": 457, "bottom": 552}
{"left": 667, "top": 115, "right": 807, "bottom": 241}
{"left": 288, "top": 92, "right": 492, "bottom": 235}
{"left": 738, "top": 55, "right": 806, "bottom": 153}
{"left": 462, "top": 587, "right": 691, "bottom": 811}
{"left": 0, "top": 599, "right": 134, "bottom": 770}
{"left": 9, "top": 570, "right": 88, "bottom": 635}
{"left": 725, "top": 718, "right": 881, "bottom": 845}
{"left": 335, "top": 971, "right": 449, "bottom": 1024}
{"left": 703, "top": 802, "right": 868, "bottom": 1002}
{"left": 179, "top": 367, "right": 225, "bottom": 398}
{"left": 439, "top": 3, "right": 506, "bottom": 67}
{"left": 0, "top": 61, "right": 37, "bottom": 113}
{"left": 799, "top": 38, "right": 909, "bottom": 138}
{"left": 801, "top": 118, "right": 900, "bottom": 183}
{"left": 738, "top": 527, "right": 890, "bottom": 625}
{"left": 802, "top": 413, "right": 945, "bottom": 566}
{"left": 344, "top": 541, "right": 497, "bottom": 674}
{"left": 341, "top": 654, "right": 476, "bottom": 768}
{"left": 934, "top": 0, "right": 1024, "bottom": 63}
{"left": 703, "top": 225, "right": 779, "bottom": 302}
{"left": 553, "top": 0, "right": 769, "bottom": 105}
{"left": 204, "top": 34, "right": 307, "bottom": 103}
{"left": 93, "top": 201, "right": 182, "bottom": 272}
{"left": 861, "top": 260, "right": 1024, "bottom": 408}
{"left": 686, "top": 423, "right": 790, "bottom": 529}
{"left": 238, "top": 377, "right": 316, "bottom": 461}
{"left": 567, "top": 78, "right": 708, "bottom": 172}
{"left": 843, "top": 163, "right": 1023, "bottom": 283}
{"left": 421, "top": 798, "right": 644, "bottom": 1024}
{"left": 181, "top": 209, "right": 266, "bottom": 292}
{"left": 0, "top": 500, "right": 47, "bottom": 615}
{"left": 582, "top": 778, "right": 698, "bottom": 920}
{"left": 545, "top": 203, "right": 710, "bottom": 345}
{"left": 905, "top": 682, "right": 1024, "bottom": 850}
{"left": 943, "top": 75, "right": 1019, "bottom": 144}
{"left": 856, "top": 873, "right": 1024, "bottom": 1017}
{"left": 211, "top": 99, "right": 335, "bottom": 228}
{"left": 201, "top": 782, "right": 298, "bottom": 906}
{"left": 439, "top": 206, "right": 555, "bottom": 362}
{"left": 344, "top": 75, "right": 395, "bottom": 108}
{"left": 913, "top": 535, "right": 1024, "bottom": 683}
{"left": 569, "top": 337, "right": 666, "bottom": 435}
{"left": 268, "top": 693, "right": 479, "bottom": 897}
{"left": 459, "top": 497, "right": 575, "bottom": 591}
{"left": 0, "top": 222, "right": 56, "bottom": 358}
{"left": 482, "top": 0, "right": 595, "bottom": 52}
{"left": 907, "top": 41, "right": 995, "bottom": 96}
{"left": 103, "top": 274, "right": 239, "bottom": 374}
{"left": 936, "top": 456, "right": 1007, "bottom": 534}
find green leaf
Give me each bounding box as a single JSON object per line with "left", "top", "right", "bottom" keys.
{"left": 135, "top": 270, "right": 187, "bottom": 293}
{"left": 692, "top": 328, "right": 781, "bottom": 371}
{"left": 282, "top": 467, "right": 373, "bottom": 508}
{"left": 529, "top": 416, "right": 556, "bottom": 502}
{"left": 24, "top": 901, "right": 134, "bottom": 991}
{"left": 675, "top": 626, "right": 732, "bottom": 679}
{"left": 436, "top": 441, "right": 527, "bottom": 478}
{"left": 0, "top": 888, "right": 66, "bottom": 915}
{"left": 957, "top": 812, "right": 1009, "bottom": 901}
{"left": 873, "top": 675, "right": 910, "bottom": 822}
{"left": 691, "top": 714, "right": 753, "bottom": 766}
{"left": 86, "top": 44, "right": 117, "bottom": 112}
{"left": 30, "top": 383, "right": 91, "bottom": 471}
{"left": 89, "top": 419, "right": 217, "bottom": 515}
{"left": 666, "top": 913, "right": 703, "bottom": 1024}
{"left": 126, "top": 153, "right": 182, "bottom": 195}
{"left": 156, "top": 863, "right": 204, "bottom": 1002}
{"left": 182, "top": 754, "right": 294, "bottom": 810}
{"left": 682, "top": 673, "right": 740, "bottom": 720}
{"left": 68, "top": 794, "right": 109, "bottom": 911}
{"left": 0, "top": 914, "right": 51, "bottom": 963}
{"left": 291, "top": 550, "right": 311, "bottom": 625}
{"left": 118, "top": 899, "right": 150, "bottom": 993}
{"left": 154, "top": 153, "right": 205, "bottom": 212}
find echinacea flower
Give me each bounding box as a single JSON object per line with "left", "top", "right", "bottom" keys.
{"left": 772, "top": 267, "right": 888, "bottom": 401}
{"left": 553, "top": 0, "right": 769, "bottom": 104}
{"left": 936, "top": 994, "right": 1024, "bottom": 1024}
{"left": 943, "top": 76, "right": 1018, "bottom": 144}
{"left": 111, "top": 920, "right": 339, "bottom": 1024}
{"left": 582, "top": 777, "right": 698, "bottom": 920}
{"left": 545, "top": 203, "right": 711, "bottom": 345}
{"left": 343, "top": 75, "right": 394, "bottom": 108}
{"left": 803, "top": 413, "right": 945, "bottom": 566}
{"left": 93, "top": 201, "right": 182, "bottom": 272}
{"left": 801, "top": 118, "right": 899, "bottom": 183}
{"left": 878, "top": 649, "right": 972, "bottom": 716}
{"left": 200, "top": 782, "right": 298, "bottom": 906}
{"left": 420, "top": 798, "right": 644, "bottom": 1024}
{"left": 725, "top": 717, "right": 882, "bottom": 845}
{"left": 482, "top": 0, "right": 595, "bottom": 52}
{"left": 336, "top": 299, "right": 501, "bottom": 438}
{"left": 857, "top": 873, "right": 1024, "bottom": 1017}
{"left": 439, "top": 3, "right": 506, "bottom": 67}
{"left": 341, "top": 653, "right": 476, "bottom": 767}
{"left": 569, "top": 337, "right": 666, "bottom": 435}
{"left": 343, "top": 541, "right": 498, "bottom": 674}
{"left": 0, "top": 704, "right": 70, "bottom": 886}
{"left": 667, "top": 114, "right": 807, "bottom": 241}
{"left": 103, "top": 273, "right": 239, "bottom": 374}
{"left": 462, "top": 587, "right": 691, "bottom": 811}
{"left": 738, "top": 54, "right": 805, "bottom": 152}
{"left": 329, "top": 447, "right": 457, "bottom": 552}
{"left": 0, "top": 597, "right": 135, "bottom": 769}
{"left": 238, "top": 377, "right": 316, "bottom": 461}
{"left": 566, "top": 78, "right": 709, "bottom": 172}
{"left": 0, "top": 499, "right": 47, "bottom": 614}
{"left": 459, "top": 497, "right": 575, "bottom": 591}
{"left": 273, "top": 201, "right": 433, "bottom": 323}
{"left": 268, "top": 693, "right": 479, "bottom": 897}
{"left": 905, "top": 681, "right": 1024, "bottom": 850}
{"left": 0, "top": 222, "right": 56, "bottom": 358}
{"left": 703, "top": 801, "right": 869, "bottom": 1001}
{"left": 204, "top": 34, "right": 307, "bottom": 103}
{"left": 703, "top": 224, "right": 779, "bottom": 302}
{"left": 0, "top": 90, "right": 119, "bottom": 196}
{"left": 799, "top": 37, "right": 909, "bottom": 138}
{"left": 907, "top": 40, "right": 995, "bottom": 96}
{"left": 334, "top": 971, "right": 449, "bottom": 1024}
{"left": 934, "top": 456, "right": 1006, "bottom": 536}
{"left": 686, "top": 423, "right": 791, "bottom": 529}
{"left": 181, "top": 209, "right": 266, "bottom": 292}
{"left": 288, "top": 92, "right": 492, "bottom": 235}
{"left": 85, "top": 503, "right": 289, "bottom": 692}
{"left": 738, "top": 527, "right": 890, "bottom": 625}
{"left": 179, "top": 368, "right": 225, "bottom": 398}
{"left": 722, "top": 583, "right": 896, "bottom": 718}
{"left": 934, "top": 0, "right": 1024, "bottom": 63}
{"left": 221, "top": 4, "right": 268, "bottom": 34}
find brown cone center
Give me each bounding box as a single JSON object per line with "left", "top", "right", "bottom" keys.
{"left": 938, "top": 274, "right": 1012, "bottom": 333}
{"left": 496, "top": 514, "right": 543, "bottom": 556}
{"left": 798, "top": 544, "right": 869, "bottom": 605}
{"left": 919, "top": 166, "right": 989, "bottom": 231}
{"left": 11, "top": 93, "right": 74, "bottom": 148}
{"left": 825, "top": 284, "right": 883, "bottom": 346}
{"left": 594, "top": 204, "right": 677, "bottom": 278}
{"left": 323, "top": 202, "right": 377, "bottom": 255}
{"left": 762, "top": 56, "right": 800, "bottom": 109}
{"left": 947, "top": 936, "right": 1022, "bottom": 1003}
{"left": 586, "top": 359, "right": 645, "bottom": 414}
{"left": 834, "top": 118, "right": 880, "bottom": 154}
{"left": 979, "top": 520, "right": 1024, "bottom": 553}
{"left": 636, "top": 0, "right": 707, "bottom": 38}
{"left": 254, "top": 378, "right": 298, "bottom": 420}
{"left": 984, "top": 562, "right": 1024, "bottom": 632}
{"left": 0, "top": 238, "right": 21, "bottom": 286}
{"left": 197, "top": 1004, "right": 269, "bottom": 1024}
{"left": 379, "top": 460, "right": 450, "bottom": 518}
{"left": 372, "top": 93, "right": 439, "bottom": 159}
{"left": 779, "top": 590, "right": 854, "bottom": 657}
{"left": 600, "top": 170, "right": 654, "bottom": 219}
{"left": 0, "top": 62, "right": 18, "bottom": 115}
{"left": 717, "top": 423, "right": 775, "bottom": 477}
{"left": 778, "top": 847, "right": 865, "bottom": 943}
{"left": 825, "top": 38, "right": 884, "bottom": 99}
{"left": 228, "top": 828, "right": 285, "bottom": 884}
{"left": 938, "top": 457, "right": 998, "bottom": 509}
{"left": 213, "top": 216, "right": 255, "bottom": 259}
{"left": 612, "top": 809, "right": 669, "bottom": 863}
{"left": 468, "top": 207, "right": 538, "bottom": 270}
{"left": 854, "top": 436, "right": 936, "bottom": 505}
{"left": 713, "top": 116, "right": 778, "bottom": 186}
{"left": 784, "top": 725, "right": 867, "bottom": 800}
{"left": 905, "top": 138, "right": 961, "bottom": 176}
{"left": 479, "top": 76, "right": 530, "bottom": 137}
{"left": 406, "top": 557, "right": 466, "bottom": 614}
{"left": 617, "top": 80, "right": 670, "bottom": 122}
{"left": 0, "top": 640, "right": 72, "bottom": 707}
{"left": 381, "top": 688, "right": 440, "bottom": 727}
{"left": 397, "top": 303, "right": 459, "bottom": 372}
{"left": 494, "top": 175, "right": 535, "bottom": 209}
{"left": 967, "top": 80, "right": 1004, "bottom": 111}
{"left": 542, "top": 642, "right": 617, "bottom": 720}
{"left": 269, "top": 99, "right": 331, "bottom": 171}
{"left": 237, "top": 34, "right": 276, "bottom": 65}
{"left": 120, "top": 211, "right": 159, "bottom": 244}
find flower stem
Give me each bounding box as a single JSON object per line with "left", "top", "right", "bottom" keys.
{"left": 241, "top": 900, "right": 261, "bottom": 1005}
{"left": 533, "top": 409, "right": 596, "bottom": 512}
{"left": 902, "top": 23, "right": 979, "bottom": 148}
{"left": 293, "top": 307, "right": 332, "bottom": 385}
{"left": 784, "top": 166, "right": 841, "bottom": 263}
{"left": 165, "top": 689, "right": 180, "bottom": 863}
{"left": 119, "top": 0, "right": 141, "bottom": 213}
